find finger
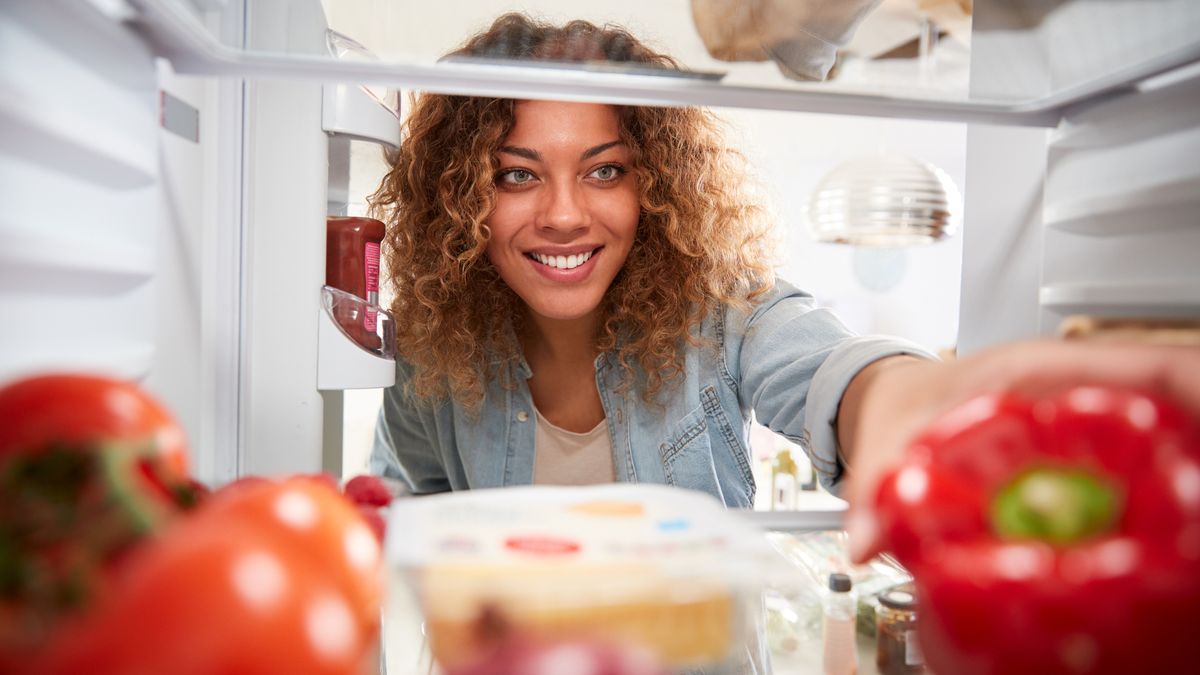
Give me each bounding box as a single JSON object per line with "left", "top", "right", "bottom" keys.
{"left": 983, "top": 341, "right": 1200, "bottom": 412}
{"left": 846, "top": 504, "right": 880, "bottom": 564}
{"left": 840, "top": 364, "right": 941, "bottom": 563}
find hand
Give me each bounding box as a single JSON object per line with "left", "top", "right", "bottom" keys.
{"left": 843, "top": 340, "right": 1200, "bottom": 563}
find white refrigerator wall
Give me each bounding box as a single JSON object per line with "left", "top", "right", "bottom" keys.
{"left": 1040, "top": 78, "right": 1200, "bottom": 327}
{"left": 0, "top": 1, "right": 212, "bottom": 471}
{"left": 0, "top": 0, "right": 247, "bottom": 485}
{"left": 0, "top": 0, "right": 339, "bottom": 484}
{"left": 0, "top": 2, "right": 159, "bottom": 384}
{"left": 961, "top": 0, "right": 1200, "bottom": 353}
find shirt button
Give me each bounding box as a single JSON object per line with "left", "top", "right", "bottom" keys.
{"left": 517, "top": 411, "right": 529, "bottom": 422}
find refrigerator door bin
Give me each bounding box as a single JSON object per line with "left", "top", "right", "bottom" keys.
{"left": 317, "top": 285, "right": 396, "bottom": 390}
{"left": 321, "top": 80, "right": 400, "bottom": 148}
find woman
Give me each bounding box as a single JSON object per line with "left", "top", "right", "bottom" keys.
{"left": 369, "top": 13, "right": 1200, "bottom": 564}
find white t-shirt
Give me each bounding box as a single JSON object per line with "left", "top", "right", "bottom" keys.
{"left": 531, "top": 407, "right": 615, "bottom": 485}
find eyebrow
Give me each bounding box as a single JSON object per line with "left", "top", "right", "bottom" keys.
{"left": 498, "top": 140, "right": 624, "bottom": 163}
{"left": 581, "top": 140, "right": 623, "bottom": 160}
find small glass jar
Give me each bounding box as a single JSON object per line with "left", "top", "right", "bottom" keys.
{"left": 875, "top": 584, "right": 924, "bottom": 674}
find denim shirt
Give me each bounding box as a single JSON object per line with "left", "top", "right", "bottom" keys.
{"left": 370, "top": 279, "right": 934, "bottom": 506}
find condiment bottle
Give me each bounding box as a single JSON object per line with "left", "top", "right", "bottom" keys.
{"left": 326, "top": 216, "right": 385, "bottom": 351}
{"left": 876, "top": 585, "right": 924, "bottom": 674}
{"left": 822, "top": 573, "right": 858, "bottom": 675}
{"left": 771, "top": 447, "right": 798, "bottom": 510}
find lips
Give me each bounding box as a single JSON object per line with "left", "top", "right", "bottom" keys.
{"left": 524, "top": 247, "right": 600, "bottom": 271}
{"left": 523, "top": 246, "right": 602, "bottom": 281}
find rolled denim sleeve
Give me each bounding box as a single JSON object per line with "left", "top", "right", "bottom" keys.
{"left": 804, "top": 335, "right": 936, "bottom": 494}
{"left": 370, "top": 361, "right": 452, "bottom": 494}
{"left": 728, "top": 281, "right": 936, "bottom": 496}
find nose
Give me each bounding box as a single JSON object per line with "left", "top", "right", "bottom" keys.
{"left": 536, "top": 178, "right": 588, "bottom": 234}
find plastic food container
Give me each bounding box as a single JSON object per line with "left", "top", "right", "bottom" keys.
{"left": 382, "top": 484, "right": 774, "bottom": 673}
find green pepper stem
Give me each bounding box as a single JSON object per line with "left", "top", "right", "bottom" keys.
{"left": 991, "top": 468, "right": 1120, "bottom": 544}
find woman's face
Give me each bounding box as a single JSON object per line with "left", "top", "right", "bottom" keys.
{"left": 485, "top": 100, "right": 639, "bottom": 324}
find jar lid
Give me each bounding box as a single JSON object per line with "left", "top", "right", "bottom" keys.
{"left": 878, "top": 585, "right": 917, "bottom": 611}
{"left": 828, "top": 573, "right": 852, "bottom": 592}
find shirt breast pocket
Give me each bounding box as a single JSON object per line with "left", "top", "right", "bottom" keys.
{"left": 658, "top": 404, "right": 724, "bottom": 502}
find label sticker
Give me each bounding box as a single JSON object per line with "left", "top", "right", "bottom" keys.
{"left": 364, "top": 241, "right": 381, "bottom": 331}
{"left": 504, "top": 536, "right": 581, "bottom": 556}
{"left": 906, "top": 630, "right": 923, "bottom": 666}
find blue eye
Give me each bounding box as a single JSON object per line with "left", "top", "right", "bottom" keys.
{"left": 499, "top": 169, "right": 534, "bottom": 185}
{"left": 590, "top": 164, "right": 624, "bottom": 181}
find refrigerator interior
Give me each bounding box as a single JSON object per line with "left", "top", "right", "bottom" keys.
{"left": 2, "top": 0, "right": 1199, "bottom": 672}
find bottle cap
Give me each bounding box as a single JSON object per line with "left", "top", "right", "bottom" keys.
{"left": 878, "top": 583, "right": 918, "bottom": 611}
{"left": 828, "top": 573, "right": 852, "bottom": 592}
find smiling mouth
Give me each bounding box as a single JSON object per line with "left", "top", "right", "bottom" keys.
{"left": 524, "top": 247, "right": 601, "bottom": 271}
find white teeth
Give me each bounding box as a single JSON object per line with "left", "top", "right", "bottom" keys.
{"left": 533, "top": 250, "right": 592, "bottom": 270}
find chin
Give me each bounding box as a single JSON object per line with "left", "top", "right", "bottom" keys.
{"left": 523, "top": 292, "right": 606, "bottom": 323}
{"left": 527, "top": 304, "right": 601, "bottom": 323}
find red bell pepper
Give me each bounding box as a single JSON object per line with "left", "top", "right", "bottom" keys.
{"left": 874, "top": 384, "right": 1200, "bottom": 675}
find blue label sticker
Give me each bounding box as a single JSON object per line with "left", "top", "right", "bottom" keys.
{"left": 657, "top": 518, "right": 689, "bottom": 532}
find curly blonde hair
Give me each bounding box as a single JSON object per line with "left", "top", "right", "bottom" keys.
{"left": 370, "top": 13, "right": 774, "bottom": 408}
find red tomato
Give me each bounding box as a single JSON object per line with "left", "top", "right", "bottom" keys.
{"left": 0, "top": 373, "right": 189, "bottom": 477}
{"left": 35, "top": 519, "right": 374, "bottom": 675}
{"left": 34, "top": 478, "right": 383, "bottom": 675}
{"left": 198, "top": 476, "right": 384, "bottom": 632}
{"left": 0, "top": 374, "right": 197, "bottom": 669}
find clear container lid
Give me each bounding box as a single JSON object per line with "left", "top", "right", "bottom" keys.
{"left": 386, "top": 484, "right": 771, "bottom": 595}
{"left": 384, "top": 484, "right": 774, "bottom": 670}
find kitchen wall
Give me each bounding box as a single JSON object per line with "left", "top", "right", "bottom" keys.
{"left": 321, "top": 0, "right": 969, "bottom": 476}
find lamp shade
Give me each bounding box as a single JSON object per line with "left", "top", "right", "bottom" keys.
{"left": 806, "top": 154, "right": 960, "bottom": 246}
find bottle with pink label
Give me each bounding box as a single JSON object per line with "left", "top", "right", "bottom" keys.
{"left": 326, "top": 216, "right": 386, "bottom": 352}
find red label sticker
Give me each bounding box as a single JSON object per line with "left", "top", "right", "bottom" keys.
{"left": 504, "top": 536, "right": 581, "bottom": 556}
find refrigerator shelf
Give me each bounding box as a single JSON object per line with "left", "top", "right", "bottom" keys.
{"left": 1, "top": 1, "right": 158, "bottom": 191}
{"left": 116, "top": 0, "right": 1196, "bottom": 128}
{"left": 1042, "top": 174, "right": 1200, "bottom": 237}
{"left": 0, "top": 230, "right": 154, "bottom": 293}
{"left": 0, "top": 97, "right": 155, "bottom": 190}
{"left": 738, "top": 508, "right": 846, "bottom": 533}
{"left": 1048, "top": 63, "right": 1200, "bottom": 150}
{"left": 1040, "top": 281, "right": 1200, "bottom": 315}
{"left": 0, "top": 341, "right": 154, "bottom": 383}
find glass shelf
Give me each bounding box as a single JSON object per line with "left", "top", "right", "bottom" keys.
{"left": 1040, "top": 281, "right": 1200, "bottom": 316}
{"left": 124, "top": 0, "right": 1200, "bottom": 127}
